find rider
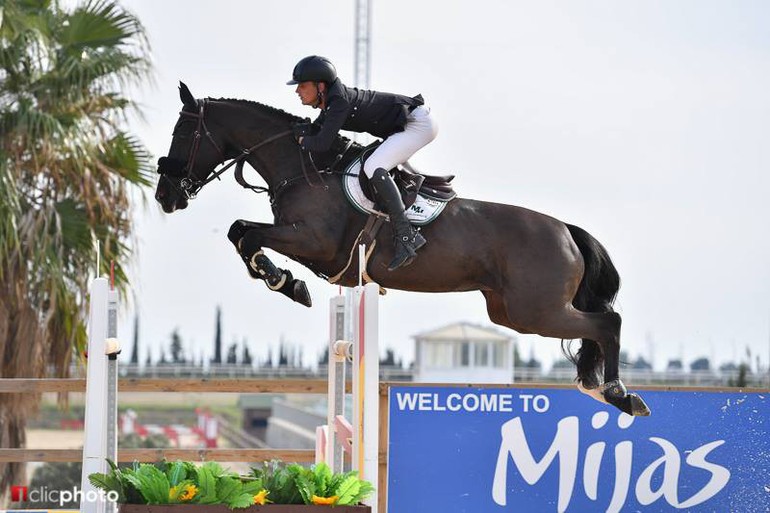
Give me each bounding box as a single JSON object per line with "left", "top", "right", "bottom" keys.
{"left": 287, "top": 55, "right": 438, "bottom": 271}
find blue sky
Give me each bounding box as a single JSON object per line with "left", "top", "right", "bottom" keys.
{"left": 117, "top": 0, "right": 769, "bottom": 372}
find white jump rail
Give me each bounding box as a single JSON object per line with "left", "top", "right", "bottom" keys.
{"left": 80, "top": 276, "right": 121, "bottom": 513}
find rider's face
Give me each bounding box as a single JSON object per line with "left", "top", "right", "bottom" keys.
{"left": 296, "top": 81, "right": 319, "bottom": 106}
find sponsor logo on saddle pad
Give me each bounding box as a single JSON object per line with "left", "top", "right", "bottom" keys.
{"left": 342, "top": 158, "right": 447, "bottom": 226}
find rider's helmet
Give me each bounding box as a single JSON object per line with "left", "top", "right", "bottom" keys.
{"left": 286, "top": 56, "right": 337, "bottom": 85}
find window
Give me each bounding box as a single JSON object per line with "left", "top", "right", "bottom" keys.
{"left": 493, "top": 342, "right": 507, "bottom": 368}
{"left": 475, "top": 342, "right": 489, "bottom": 367}
{"left": 460, "top": 342, "right": 470, "bottom": 367}
{"left": 425, "top": 341, "right": 454, "bottom": 368}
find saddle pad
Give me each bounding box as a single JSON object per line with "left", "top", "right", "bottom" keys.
{"left": 342, "top": 158, "right": 448, "bottom": 226}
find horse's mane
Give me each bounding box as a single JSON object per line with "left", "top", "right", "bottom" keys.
{"left": 209, "top": 97, "right": 303, "bottom": 123}
{"left": 208, "top": 97, "right": 364, "bottom": 163}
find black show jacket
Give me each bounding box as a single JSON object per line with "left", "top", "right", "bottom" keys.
{"left": 300, "top": 78, "right": 424, "bottom": 152}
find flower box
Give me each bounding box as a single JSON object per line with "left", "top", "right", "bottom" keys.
{"left": 120, "top": 505, "right": 371, "bottom": 512}
{"left": 92, "top": 460, "right": 373, "bottom": 511}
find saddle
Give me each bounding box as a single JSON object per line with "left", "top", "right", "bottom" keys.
{"left": 356, "top": 142, "right": 456, "bottom": 209}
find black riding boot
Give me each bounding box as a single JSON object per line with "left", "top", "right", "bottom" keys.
{"left": 370, "top": 168, "right": 427, "bottom": 271}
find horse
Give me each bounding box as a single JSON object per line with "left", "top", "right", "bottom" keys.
{"left": 154, "top": 82, "right": 650, "bottom": 417}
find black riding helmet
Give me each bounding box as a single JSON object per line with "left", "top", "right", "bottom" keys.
{"left": 286, "top": 55, "right": 337, "bottom": 85}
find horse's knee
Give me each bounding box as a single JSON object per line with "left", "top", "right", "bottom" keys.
{"left": 240, "top": 230, "right": 266, "bottom": 257}
{"left": 227, "top": 219, "right": 252, "bottom": 248}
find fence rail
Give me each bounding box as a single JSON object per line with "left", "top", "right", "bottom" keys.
{"left": 94, "top": 363, "right": 770, "bottom": 388}
{"left": 0, "top": 448, "right": 314, "bottom": 463}
{"left": 0, "top": 378, "right": 341, "bottom": 465}
{"left": 0, "top": 378, "right": 338, "bottom": 394}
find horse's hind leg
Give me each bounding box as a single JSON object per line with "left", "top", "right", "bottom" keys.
{"left": 503, "top": 298, "right": 649, "bottom": 416}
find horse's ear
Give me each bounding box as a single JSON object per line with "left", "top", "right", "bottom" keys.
{"left": 179, "top": 81, "right": 196, "bottom": 108}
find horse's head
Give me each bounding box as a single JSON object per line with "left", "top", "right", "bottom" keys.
{"left": 155, "top": 82, "right": 228, "bottom": 213}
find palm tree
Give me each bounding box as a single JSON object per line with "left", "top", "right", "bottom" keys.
{"left": 0, "top": 0, "right": 153, "bottom": 497}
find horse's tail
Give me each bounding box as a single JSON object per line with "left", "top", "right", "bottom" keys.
{"left": 563, "top": 223, "right": 620, "bottom": 386}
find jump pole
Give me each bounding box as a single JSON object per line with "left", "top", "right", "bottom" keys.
{"left": 324, "top": 293, "right": 348, "bottom": 473}
{"left": 352, "top": 279, "right": 379, "bottom": 511}
{"left": 317, "top": 245, "right": 379, "bottom": 511}
{"left": 80, "top": 276, "right": 120, "bottom": 513}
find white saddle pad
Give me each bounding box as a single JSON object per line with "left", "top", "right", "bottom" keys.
{"left": 341, "top": 158, "right": 448, "bottom": 226}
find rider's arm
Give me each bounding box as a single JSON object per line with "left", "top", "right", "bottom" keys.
{"left": 300, "top": 97, "right": 349, "bottom": 152}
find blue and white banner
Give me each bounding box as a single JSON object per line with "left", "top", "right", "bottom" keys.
{"left": 387, "top": 386, "right": 769, "bottom": 513}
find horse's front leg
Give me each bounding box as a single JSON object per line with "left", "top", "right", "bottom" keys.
{"left": 227, "top": 220, "right": 312, "bottom": 307}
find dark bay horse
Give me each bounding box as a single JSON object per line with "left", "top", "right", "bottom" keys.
{"left": 155, "top": 82, "right": 650, "bottom": 416}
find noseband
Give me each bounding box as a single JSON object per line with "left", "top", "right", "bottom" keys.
{"left": 159, "top": 99, "right": 292, "bottom": 199}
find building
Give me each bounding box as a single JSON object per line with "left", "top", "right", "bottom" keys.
{"left": 237, "top": 394, "right": 274, "bottom": 441}
{"left": 414, "top": 322, "right": 515, "bottom": 383}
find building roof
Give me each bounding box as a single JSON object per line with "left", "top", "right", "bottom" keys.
{"left": 237, "top": 394, "right": 277, "bottom": 409}
{"left": 413, "top": 322, "right": 512, "bottom": 343}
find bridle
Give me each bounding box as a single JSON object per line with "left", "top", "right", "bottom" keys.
{"left": 160, "top": 99, "right": 293, "bottom": 199}
{"left": 159, "top": 98, "right": 358, "bottom": 214}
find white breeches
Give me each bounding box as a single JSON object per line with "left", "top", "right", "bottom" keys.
{"left": 362, "top": 106, "right": 438, "bottom": 178}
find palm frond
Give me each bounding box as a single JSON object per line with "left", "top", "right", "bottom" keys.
{"left": 0, "top": 0, "right": 154, "bottom": 464}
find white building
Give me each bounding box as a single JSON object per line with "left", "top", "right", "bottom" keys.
{"left": 414, "top": 322, "right": 515, "bottom": 383}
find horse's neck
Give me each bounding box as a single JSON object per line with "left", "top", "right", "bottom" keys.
{"left": 216, "top": 102, "right": 299, "bottom": 188}
{"left": 245, "top": 137, "right": 299, "bottom": 188}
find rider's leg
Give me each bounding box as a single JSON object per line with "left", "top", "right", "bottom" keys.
{"left": 363, "top": 106, "right": 438, "bottom": 270}
{"left": 361, "top": 106, "right": 438, "bottom": 178}
{"left": 369, "top": 168, "right": 424, "bottom": 270}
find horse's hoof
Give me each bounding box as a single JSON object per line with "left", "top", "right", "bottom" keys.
{"left": 627, "top": 393, "right": 651, "bottom": 416}
{"left": 606, "top": 391, "right": 652, "bottom": 417}
{"left": 292, "top": 280, "right": 312, "bottom": 307}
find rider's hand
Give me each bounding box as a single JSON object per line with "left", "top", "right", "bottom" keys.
{"left": 291, "top": 120, "right": 315, "bottom": 141}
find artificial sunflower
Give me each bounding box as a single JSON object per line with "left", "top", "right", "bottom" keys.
{"left": 253, "top": 489, "right": 271, "bottom": 505}
{"left": 311, "top": 494, "right": 339, "bottom": 505}
{"left": 180, "top": 484, "right": 199, "bottom": 501}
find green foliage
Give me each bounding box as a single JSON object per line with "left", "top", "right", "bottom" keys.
{"left": 298, "top": 463, "right": 375, "bottom": 506}
{"left": 253, "top": 461, "right": 374, "bottom": 506}
{"left": 335, "top": 474, "right": 374, "bottom": 506}
{"left": 193, "top": 464, "right": 219, "bottom": 505}
{"left": 122, "top": 464, "right": 169, "bottom": 504}
{"left": 90, "top": 458, "right": 374, "bottom": 508}
{"left": 251, "top": 460, "right": 305, "bottom": 504}
{"left": 215, "top": 475, "right": 256, "bottom": 509}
